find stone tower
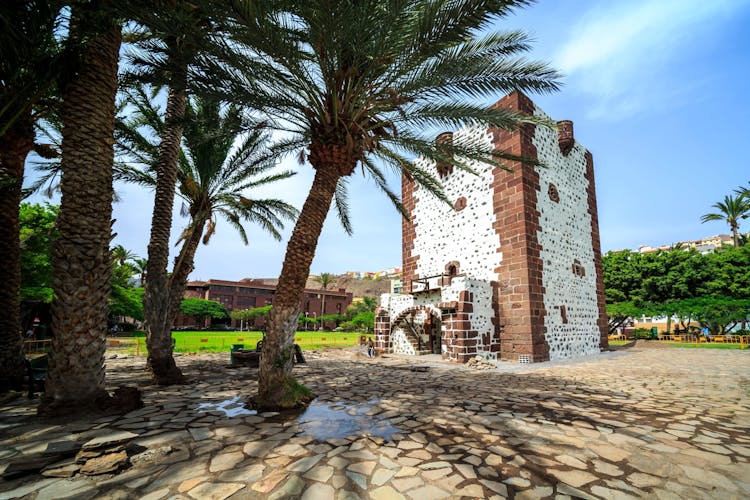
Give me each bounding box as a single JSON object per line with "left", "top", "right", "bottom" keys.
{"left": 375, "top": 92, "right": 608, "bottom": 363}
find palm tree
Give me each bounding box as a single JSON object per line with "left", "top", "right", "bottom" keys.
{"left": 313, "top": 272, "right": 335, "bottom": 329}
{"left": 111, "top": 244, "right": 138, "bottom": 266}
{"left": 0, "top": 0, "right": 62, "bottom": 392}
{"left": 43, "top": 3, "right": 122, "bottom": 413}
{"left": 701, "top": 194, "right": 750, "bottom": 247}
{"left": 213, "top": 0, "right": 561, "bottom": 410}
{"left": 118, "top": 90, "right": 297, "bottom": 382}
{"left": 132, "top": 257, "right": 148, "bottom": 286}
{"left": 123, "top": 3, "right": 229, "bottom": 385}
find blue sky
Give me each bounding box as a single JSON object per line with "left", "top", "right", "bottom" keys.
{"left": 26, "top": 0, "right": 750, "bottom": 281}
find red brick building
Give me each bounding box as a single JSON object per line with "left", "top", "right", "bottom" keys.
{"left": 175, "top": 278, "right": 353, "bottom": 330}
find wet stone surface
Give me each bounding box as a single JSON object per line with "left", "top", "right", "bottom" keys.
{"left": 0, "top": 345, "right": 748, "bottom": 499}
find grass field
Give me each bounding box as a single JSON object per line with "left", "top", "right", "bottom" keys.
{"left": 107, "top": 330, "right": 365, "bottom": 355}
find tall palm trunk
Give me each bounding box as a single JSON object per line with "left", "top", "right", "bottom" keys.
{"left": 0, "top": 112, "right": 34, "bottom": 392}
{"left": 257, "top": 161, "right": 341, "bottom": 410}
{"left": 320, "top": 293, "right": 326, "bottom": 330}
{"left": 43, "top": 13, "right": 121, "bottom": 412}
{"left": 143, "top": 59, "right": 188, "bottom": 385}
{"left": 166, "top": 215, "right": 206, "bottom": 331}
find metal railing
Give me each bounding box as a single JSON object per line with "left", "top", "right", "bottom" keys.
{"left": 411, "top": 272, "right": 464, "bottom": 293}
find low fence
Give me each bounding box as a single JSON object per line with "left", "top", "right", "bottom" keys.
{"left": 23, "top": 339, "right": 52, "bottom": 355}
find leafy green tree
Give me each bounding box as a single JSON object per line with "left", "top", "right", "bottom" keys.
{"left": 603, "top": 246, "right": 750, "bottom": 333}
{"left": 110, "top": 286, "right": 144, "bottom": 322}
{"left": 109, "top": 248, "right": 144, "bottom": 322}
{"left": 118, "top": 88, "right": 297, "bottom": 384}
{"left": 351, "top": 311, "right": 375, "bottom": 331}
{"left": 701, "top": 193, "right": 750, "bottom": 247}
{"left": 605, "top": 301, "right": 644, "bottom": 334}
{"left": 345, "top": 296, "right": 378, "bottom": 320}
{"left": 19, "top": 203, "right": 57, "bottom": 307}
{"left": 640, "top": 248, "right": 711, "bottom": 303}
{"left": 232, "top": 305, "right": 272, "bottom": 330}
{"left": 179, "top": 298, "right": 228, "bottom": 326}
{"left": 668, "top": 297, "right": 750, "bottom": 335}
{"left": 704, "top": 244, "right": 750, "bottom": 298}
{"left": 132, "top": 258, "right": 148, "bottom": 286}
{"left": 215, "top": 0, "right": 561, "bottom": 410}
{"left": 602, "top": 250, "right": 644, "bottom": 303}
{"left": 319, "top": 314, "right": 344, "bottom": 330}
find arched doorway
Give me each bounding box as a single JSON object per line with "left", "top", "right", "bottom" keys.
{"left": 390, "top": 307, "right": 442, "bottom": 355}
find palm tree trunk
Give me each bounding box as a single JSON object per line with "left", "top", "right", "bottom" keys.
{"left": 42, "top": 14, "right": 121, "bottom": 413}
{"left": 257, "top": 163, "right": 340, "bottom": 410}
{"left": 166, "top": 217, "right": 205, "bottom": 332}
{"left": 320, "top": 294, "right": 326, "bottom": 330}
{"left": 143, "top": 61, "right": 188, "bottom": 386}
{"left": 0, "top": 112, "right": 34, "bottom": 392}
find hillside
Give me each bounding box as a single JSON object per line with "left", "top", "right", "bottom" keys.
{"left": 310, "top": 274, "right": 392, "bottom": 299}
{"left": 248, "top": 274, "right": 391, "bottom": 299}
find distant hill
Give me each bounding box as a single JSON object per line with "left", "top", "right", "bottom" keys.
{"left": 244, "top": 274, "right": 392, "bottom": 299}
{"left": 312, "top": 274, "right": 392, "bottom": 299}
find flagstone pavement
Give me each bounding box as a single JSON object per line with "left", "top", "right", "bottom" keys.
{"left": 1, "top": 344, "right": 748, "bottom": 499}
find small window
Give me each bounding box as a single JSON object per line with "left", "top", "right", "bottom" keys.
{"left": 548, "top": 183, "right": 560, "bottom": 203}
{"left": 448, "top": 265, "right": 457, "bottom": 276}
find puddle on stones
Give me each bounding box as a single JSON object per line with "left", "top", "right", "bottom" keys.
{"left": 196, "top": 396, "right": 257, "bottom": 417}
{"left": 195, "top": 397, "right": 401, "bottom": 441}
{"left": 295, "top": 399, "right": 400, "bottom": 441}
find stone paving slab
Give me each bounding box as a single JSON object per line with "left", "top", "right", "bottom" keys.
{"left": 0, "top": 345, "right": 748, "bottom": 499}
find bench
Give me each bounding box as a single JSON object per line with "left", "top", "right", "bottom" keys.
{"left": 26, "top": 354, "right": 48, "bottom": 398}
{"left": 229, "top": 342, "right": 305, "bottom": 367}
{"left": 230, "top": 343, "right": 261, "bottom": 367}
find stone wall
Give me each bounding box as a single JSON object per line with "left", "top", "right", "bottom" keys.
{"left": 531, "top": 105, "right": 604, "bottom": 360}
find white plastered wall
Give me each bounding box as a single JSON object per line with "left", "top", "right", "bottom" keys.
{"left": 532, "top": 105, "right": 601, "bottom": 360}
{"left": 411, "top": 126, "right": 501, "bottom": 282}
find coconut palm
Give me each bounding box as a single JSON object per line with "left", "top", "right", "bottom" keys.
{"left": 313, "top": 272, "right": 335, "bottom": 328}
{"left": 210, "top": 0, "right": 561, "bottom": 409}
{"left": 0, "top": 0, "right": 63, "bottom": 392}
{"left": 701, "top": 194, "right": 750, "bottom": 248}
{"left": 43, "top": 3, "right": 122, "bottom": 413}
{"left": 118, "top": 90, "right": 297, "bottom": 381}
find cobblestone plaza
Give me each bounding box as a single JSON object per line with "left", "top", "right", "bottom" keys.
{"left": 1, "top": 344, "right": 748, "bottom": 499}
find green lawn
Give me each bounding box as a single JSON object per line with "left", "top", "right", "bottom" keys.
{"left": 110, "top": 330, "right": 365, "bottom": 355}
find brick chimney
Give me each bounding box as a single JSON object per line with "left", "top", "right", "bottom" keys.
{"left": 557, "top": 120, "right": 574, "bottom": 156}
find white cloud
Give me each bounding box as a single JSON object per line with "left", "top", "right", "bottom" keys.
{"left": 553, "top": 0, "right": 749, "bottom": 120}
